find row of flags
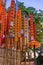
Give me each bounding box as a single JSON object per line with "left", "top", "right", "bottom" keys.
{"left": 0, "top": 0, "right": 37, "bottom": 50}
